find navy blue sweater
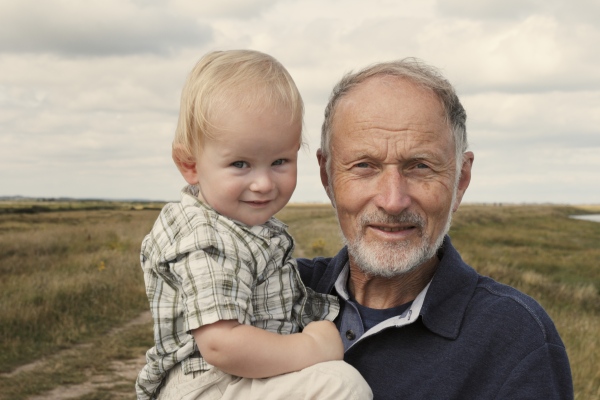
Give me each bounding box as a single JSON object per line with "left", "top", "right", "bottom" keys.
{"left": 297, "top": 237, "right": 573, "bottom": 399}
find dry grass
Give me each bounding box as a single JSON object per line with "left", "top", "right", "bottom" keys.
{"left": 0, "top": 202, "right": 598, "bottom": 399}
{"left": 449, "top": 204, "right": 600, "bottom": 400}
{"left": 276, "top": 204, "right": 343, "bottom": 257}
{"left": 0, "top": 206, "right": 160, "bottom": 374}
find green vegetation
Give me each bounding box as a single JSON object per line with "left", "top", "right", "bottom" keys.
{"left": 0, "top": 201, "right": 598, "bottom": 399}
{"left": 448, "top": 205, "right": 600, "bottom": 399}
{"left": 0, "top": 202, "right": 161, "bottom": 399}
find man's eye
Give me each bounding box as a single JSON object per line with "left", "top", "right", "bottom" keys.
{"left": 272, "top": 159, "right": 286, "bottom": 166}
{"left": 416, "top": 163, "right": 429, "bottom": 169}
{"left": 355, "top": 162, "right": 370, "bottom": 168}
{"left": 232, "top": 161, "right": 248, "bottom": 168}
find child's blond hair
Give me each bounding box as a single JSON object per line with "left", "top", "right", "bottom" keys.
{"left": 173, "top": 49, "right": 304, "bottom": 164}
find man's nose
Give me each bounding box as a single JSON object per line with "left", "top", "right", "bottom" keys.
{"left": 373, "top": 167, "right": 411, "bottom": 215}
{"left": 249, "top": 171, "right": 274, "bottom": 193}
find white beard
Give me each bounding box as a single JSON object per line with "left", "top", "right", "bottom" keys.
{"left": 329, "top": 169, "right": 459, "bottom": 278}
{"left": 339, "top": 207, "right": 453, "bottom": 278}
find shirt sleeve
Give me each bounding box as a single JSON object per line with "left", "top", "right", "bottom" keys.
{"left": 170, "top": 235, "right": 256, "bottom": 333}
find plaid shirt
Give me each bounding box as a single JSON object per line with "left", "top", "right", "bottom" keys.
{"left": 136, "top": 186, "right": 339, "bottom": 399}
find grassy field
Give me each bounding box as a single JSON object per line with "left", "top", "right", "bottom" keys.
{"left": 0, "top": 201, "right": 598, "bottom": 399}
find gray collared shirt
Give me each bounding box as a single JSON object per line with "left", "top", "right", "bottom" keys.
{"left": 333, "top": 262, "right": 430, "bottom": 351}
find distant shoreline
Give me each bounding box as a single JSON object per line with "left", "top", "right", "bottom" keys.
{"left": 570, "top": 214, "right": 600, "bottom": 223}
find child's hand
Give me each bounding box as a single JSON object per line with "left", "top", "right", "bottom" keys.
{"left": 302, "top": 320, "right": 344, "bottom": 362}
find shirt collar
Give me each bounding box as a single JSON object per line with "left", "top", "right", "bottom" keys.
{"left": 179, "top": 185, "right": 288, "bottom": 239}
{"left": 333, "top": 260, "right": 432, "bottom": 350}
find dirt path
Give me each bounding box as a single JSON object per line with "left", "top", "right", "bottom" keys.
{"left": 28, "top": 355, "right": 147, "bottom": 400}
{"left": 2, "top": 311, "right": 152, "bottom": 400}
{"left": 15, "top": 244, "right": 308, "bottom": 399}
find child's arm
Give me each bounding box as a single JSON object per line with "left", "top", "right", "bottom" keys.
{"left": 192, "top": 319, "right": 343, "bottom": 378}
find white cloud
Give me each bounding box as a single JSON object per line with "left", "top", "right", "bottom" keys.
{"left": 0, "top": 0, "right": 598, "bottom": 204}
{"left": 0, "top": 0, "right": 212, "bottom": 55}
{"left": 414, "top": 16, "right": 600, "bottom": 94}
{"left": 465, "top": 91, "right": 600, "bottom": 141}
{"left": 435, "top": 0, "right": 540, "bottom": 20}
{"left": 171, "top": 0, "right": 280, "bottom": 18}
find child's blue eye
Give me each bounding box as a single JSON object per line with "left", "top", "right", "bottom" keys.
{"left": 272, "top": 159, "right": 286, "bottom": 166}
{"left": 232, "top": 161, "right": 248, "bottom": 168}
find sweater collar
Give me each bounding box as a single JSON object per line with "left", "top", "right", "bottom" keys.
{"left": 420, "top": 236, "right": 479, "bottom": 339}
{"left": 323, "top": 236, "right": 478, "bottom": 340}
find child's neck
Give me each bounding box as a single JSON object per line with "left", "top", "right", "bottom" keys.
{"left": 195, "top": 184, "right": 207, "bottom": 203}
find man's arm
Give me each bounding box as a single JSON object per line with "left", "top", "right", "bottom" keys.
{"left": 192, "top": 319, "right": 343, "bottom": 378}
{"left": 496, "top": 343, "right": 573, "bottom": 399}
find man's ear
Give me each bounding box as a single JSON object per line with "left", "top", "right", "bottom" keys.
{"left": 452, "top": 151, "right": 474, "bottom": 212}
{"left": 316, "top": 149, "right": 335, "bottom": 207}
{"left": 172, "top": 145, "right": 199, "bottom": 185}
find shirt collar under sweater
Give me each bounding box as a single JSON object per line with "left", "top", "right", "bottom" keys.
{"left": 313, "top": 236, "right": 479, "bottom": 340}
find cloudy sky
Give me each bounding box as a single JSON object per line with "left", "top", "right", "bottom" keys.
{"left": 1, "top": 0, "right": 598, "bottom": 204}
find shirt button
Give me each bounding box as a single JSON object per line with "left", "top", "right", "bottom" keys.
{"left": 346, "top": 330, "right": 356, "bottom": 340}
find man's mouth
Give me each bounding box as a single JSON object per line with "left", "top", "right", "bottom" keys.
{"left": 360, "top": 210, "right": 424, "bottom": 230}
{"left": 377, "top": 225, "right": 415, "bottom": 232}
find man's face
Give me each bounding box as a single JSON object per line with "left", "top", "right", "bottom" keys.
{"left": 319, "top": 76, "right": 472, "bottom": 277}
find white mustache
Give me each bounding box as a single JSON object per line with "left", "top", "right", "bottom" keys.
{"left": 358, "top": 210, "right": 425, "bottom": 228}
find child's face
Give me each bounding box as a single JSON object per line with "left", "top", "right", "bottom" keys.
{"left": 194, "top": 104, "right": 301, "bottom": 226}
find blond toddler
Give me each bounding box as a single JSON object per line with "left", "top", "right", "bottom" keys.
{"left": 136, "top": 50, "right": 372, "bottom": 400}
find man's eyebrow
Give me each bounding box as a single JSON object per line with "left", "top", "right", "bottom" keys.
{"left": 353, "top": 151, "right": 378, "bottom": 159}
{"left": 410, "top": 153, "right": 438, "bottom": 160}
{"left": 338, "top": 150, "right": 375, "bottom": 161}
{"left": 408, "top": 150, "right": 446, "bottom": 160}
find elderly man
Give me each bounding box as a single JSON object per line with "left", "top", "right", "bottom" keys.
{"left": 297, "top": 59, "right": 573, "bottom": 399}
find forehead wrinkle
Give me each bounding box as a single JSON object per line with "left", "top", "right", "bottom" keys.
{"left": 333, "top": 100, "right": 448, "bottom": 142}
{"left": 330, "top": 76, "right": 454, "bottom": 166}
{"left": 332, "top": 129, "right": 391, "bottom": 161}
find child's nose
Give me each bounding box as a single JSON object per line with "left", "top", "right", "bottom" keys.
{"left": 249, "top": 172, "right": 274, "bottom": 193}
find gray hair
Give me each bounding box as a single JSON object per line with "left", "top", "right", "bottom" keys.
{"left": 320, "top": 57, "right": 468, "bottom": 178}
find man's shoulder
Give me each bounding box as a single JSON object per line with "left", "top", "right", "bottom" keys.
{"left": 296, "top": 255, "right": 333, "bottom": 272}
{"left": 428, "top": 238, "right": 564, "bottom": 348}
{"left": 296, "top": 256, "right": 333, "bottom": 285}
{"left": 297, "top": 248, "right": 348, "bottom": 292}
{"left": 471, "top": 275, "right": 563, "bottom": 345}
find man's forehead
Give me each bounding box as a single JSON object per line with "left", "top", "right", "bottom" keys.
{"left": 335, "top": 78, "right": 443, "bottom": 126}
{"left": 342, "top": 75, "right": 437, "bottom": 104}
{"left": 330, "top": 127, "right": 452, "bottom": 161}
{"left": 332, "top": 77, "right": 447, "bottom": 133}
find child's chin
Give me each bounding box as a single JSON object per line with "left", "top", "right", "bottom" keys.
{"left": 236, "top": 215, "right": 270, "bottom": 226}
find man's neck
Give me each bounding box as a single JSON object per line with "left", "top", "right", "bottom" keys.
{"left": 348, "top": 256, "right": 439, "bottom": 309}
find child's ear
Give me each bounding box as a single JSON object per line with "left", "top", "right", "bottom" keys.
{"left": 172, "top": 145, "right": 199, "bottom": 185}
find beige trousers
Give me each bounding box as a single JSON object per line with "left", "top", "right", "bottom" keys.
{"left": 158, "top": 361, "right": 373, "bottom": 400}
